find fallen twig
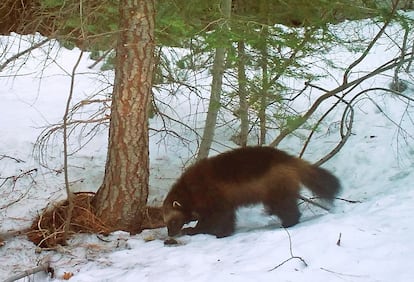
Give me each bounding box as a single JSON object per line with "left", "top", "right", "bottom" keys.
{"left": 335, "top": 197, "right": 362, "bottom": 204}
{"left": 269, "top": 228, "right": 307, "bottom": 271}
{"left": 320, "top": 267, "right": 368, "bottom": 279}
{"left": 298, "top": 195, "right": 330, "bottom": 211}
{"left": 3, "top": 261, "right": 53, "bottom": 282}
{"left": 336, "top": 233, "right": 342, "bottom": 246}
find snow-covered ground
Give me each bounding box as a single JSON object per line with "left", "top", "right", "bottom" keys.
{"left": 1, "top": 15, "right": 414, "bottom": 282}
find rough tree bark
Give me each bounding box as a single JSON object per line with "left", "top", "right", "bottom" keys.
{"left": 92, "top": 0, "right": 155, "bottom": 234}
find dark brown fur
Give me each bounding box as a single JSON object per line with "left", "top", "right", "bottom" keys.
{"left": 163, "top": 146, "right": 340, "bottom": 238}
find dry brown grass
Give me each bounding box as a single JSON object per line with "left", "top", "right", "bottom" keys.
{"left": 27, "top": 193, "right": 109, "bottom": 247}
{"left": 27, "top": 192, "right": 165, "bottom": 248}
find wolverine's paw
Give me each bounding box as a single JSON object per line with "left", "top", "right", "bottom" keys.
{"left": 164, "top": 238, "right": 179, "bottom": 246}
{"left": 214, "top": 231, "right": 232, "bottom": 238}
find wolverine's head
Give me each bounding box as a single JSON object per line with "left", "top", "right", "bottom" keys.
{"left": 162, "top": 200, "right": 188, "bottom": 236}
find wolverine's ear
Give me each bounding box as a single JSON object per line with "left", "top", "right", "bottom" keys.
{"left": 172, "top": 201, "right": 182, "bottom": 208}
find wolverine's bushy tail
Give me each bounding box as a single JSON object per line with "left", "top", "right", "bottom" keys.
{"left": 300, "top": 163, "right": 341, "bottom": 203}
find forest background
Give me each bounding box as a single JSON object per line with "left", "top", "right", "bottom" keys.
{"left": 1, "top": 0, "right": 414, "bottom": 255}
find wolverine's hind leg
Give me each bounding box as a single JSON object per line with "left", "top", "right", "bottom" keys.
{"left": 265, "top": 181, "right": 301, "bottom": 228}
{"left": 266, "top": 198, "right": 300, "bottom": 228}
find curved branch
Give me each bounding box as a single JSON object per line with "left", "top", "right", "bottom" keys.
{"left": 269, "top": 51, "right": 414, "bottom": 147}
{"left": 342, "top": 0, "right": 399, "bottom": 84}
{"left": 298, "top": 95, "right": 342, "bottom": 159}
{"left": 315, "top": 85, "right": 414, "bottom": 166}
{"left": 314, "top": 101, "right": 354, "bottom": 166}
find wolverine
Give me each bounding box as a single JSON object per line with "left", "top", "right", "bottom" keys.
{"left": 163, "top": 146, "right": 341, "bottom": 238}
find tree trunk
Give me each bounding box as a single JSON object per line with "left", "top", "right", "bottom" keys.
{"left": 92, "top": 0, "right": 155, "bottom": 234}
{"left": 237, "top": 40, "right": 249, "bottom": 147}
{"left": 197, "top": 0, "right": 232, "bottom": 160}
{"left": 259, "top": 27, "right": 269, "bottom": 146}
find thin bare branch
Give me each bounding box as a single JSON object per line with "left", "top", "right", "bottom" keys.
{"left": 0, "top": 168, "right": 38, "bottom": 209}
{"left": 342, "top": 0, "right": 399, "bottom": 84}
{"left": 0, "top": 38, "right": 50, "bottom": 72}
{"left": 0, "top": 154, "right": 25, "bottom": 163}
{"left": 62, "top": 51, "right": 84, "bottom": 243}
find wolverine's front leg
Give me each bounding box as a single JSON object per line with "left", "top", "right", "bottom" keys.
{"left": 181, "top": 216, "right": 211, "bottom": 235}
{"left": 182, "top": 210, "right": 235, "bottom": 238}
